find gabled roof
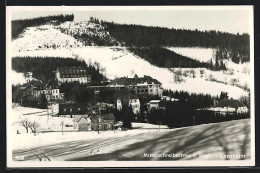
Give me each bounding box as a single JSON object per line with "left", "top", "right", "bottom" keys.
{"left": 57, "top": 66, "right": 91, "bottom": 78}
{"left": 46, "top": 79, "right": 60, "bottom": 89}
{"left": 150, "top": 100, "right": 161, "bottom": 103}
{"left": 102, "top": 113, "right": 115, "bottom": 120}
{"left": 90, "top": 113, "right": 115, "bottom": 120}
{"left": 22, "top": 80, "right": 45, "bottom": 90}
{"left": 73, "top": 115, "right": 89, "bottom": 122}
{"left": 110, "top": 75, "right": 161, "bottom": 85}
{"left": 216, "top": 99, "right": 246, "bottom": 110}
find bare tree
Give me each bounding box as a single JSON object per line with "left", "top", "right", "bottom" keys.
{"left": 21, "top": 118, "right": 30, "bottom": 133}
{"left": 60, "top": 119, "right": 64, "bottom": 135}
{"left": 174, "top": 69, "right": 183, "bottom": 83}
{"left": 29, "top": 121, "right": 40, "bottom": 136}
{"left": 190, "top": 69, "right": 196, "bottom": 78}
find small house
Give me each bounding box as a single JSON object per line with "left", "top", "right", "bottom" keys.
{"left": 90, "top": 113, "right": 115, "bottom": 131}
{"left": 148, "top": 100, "right": 165, "bottom": 110}
{"left": 73, "top": 115, "right": 91, "bottom": 131}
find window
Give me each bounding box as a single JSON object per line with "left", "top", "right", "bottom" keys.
{"left": 150, "top": 89, "right": 153, "bottom": 92}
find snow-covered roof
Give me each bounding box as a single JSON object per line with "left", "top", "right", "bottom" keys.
{"left": 150, "top": 100, "right": 161, "bottom": 103}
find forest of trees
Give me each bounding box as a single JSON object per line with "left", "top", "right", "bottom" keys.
{"left": 12, "top": 14, "right": 74, "bottom": 40}
{"left": 101, "top": 20, "right": 249, "bottom": 63}
{"left": 129, "top": 47, "right": 227, "bottom": 70}
{"left": 12, "top": 57, "right": 105, "bottom": 83}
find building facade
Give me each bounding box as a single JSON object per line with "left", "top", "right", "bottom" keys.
{"left": 90, "top": 114, "right": 115, "bottom": 131}
{"left": 110, "top": 75, "right": 163, "bottom": 97}
{"left": 55, "top": 66, "right": 91, "bottom": 84}
{"left": 116, "top": 94, "right": 140, "bottom": 114}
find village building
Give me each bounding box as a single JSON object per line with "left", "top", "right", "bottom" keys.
{"left": 148, "top": 100, "right": 165, "bottom": 111}
{"left": 73, "top": 115, "right": 91, "bottom": 131}
{"left": 55, "top": 66, "right": 91, "bottom": 84}
{"left": 90, "top": 113, "right": 115, "bottom": 131}
{"left": 116, "top": 94, "right": 140, "bottom": 114}
{"left": 195, "top": 98, "right": 249, "bottom": 116}
{"left": 45, "top": 80, "right": 64, "bottom": 101}
{"left": 215, "top": 98, "right": 249, "bottom": 114}
{"left": 110, "top": 75, "right": 163, "bottom": 97}
{"left": 59, "top": 102, "right": 89, "bottom": 117}
{"left": 21, "top": 80, "right": 46, "bottom": 98}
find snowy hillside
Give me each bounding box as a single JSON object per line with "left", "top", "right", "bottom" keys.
{"left": 55, "top": 21, "right": 118, "bottom": 46}
{"left": 167, "top": 47, "right": 215, "bottom": 63}
{"left": 10, "top": 21, "right": 250, "bottom": 99}
{"left": 12, "top": 24, "right": 84, "bottom": 52}
{"left": 72, "top": 47, "right": 249, "bottom": 99}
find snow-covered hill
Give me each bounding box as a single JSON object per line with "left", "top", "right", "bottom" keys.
{"left": 72, "top": 47, "right": 249, "bottom": 99}
{"left": 55, "top": 21, "right": 118, "bottom": 46}
{"left": 167, "top": 47, "right": 215, "bottom": 63}
{"left": 12, "top": 24, "right": 84, "bottom": 52}
{"left": 11, "top": 22, "right": 250, "bottom": 99}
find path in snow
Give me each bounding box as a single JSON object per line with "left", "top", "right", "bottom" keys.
{"left": 12, "top": 119, "right": 251, "bottom": 161}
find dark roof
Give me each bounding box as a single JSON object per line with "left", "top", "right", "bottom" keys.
{"left": 57, "top": 66, "right": 91, "bottom": 78}
{"left": 110, "top": 75, "right": 161, "bottom": 85}
{"left": 216, "top": 99, "right": 246, "bottom": 109}
{"left": 90, "top": 113, "right": 115, "bottom": 120}
{"left": 102, "top": 113, "right": 115, "bottom": 120}
{"left": 117, "top": 94, "right": 139, "bottom": 100}
{"left": 46, "top": 79, "right": 60, "bottom": 89}
{"left": 73, "top": 115, "right": 89, "bottom": 122}
{"left": 22, "top": 80, "right": 45, "bottom": 90}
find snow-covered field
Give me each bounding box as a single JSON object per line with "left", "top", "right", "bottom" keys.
{"left": 11, "top": 107, "right": 74, "bottom": 133}
{"left": 167, "top": 47, "right": 215, "bottom": 62}
{"left": 12, "top": 118, "right": 251, "bottom": 161}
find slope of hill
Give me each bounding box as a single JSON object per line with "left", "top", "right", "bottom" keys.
{"left": 55, "top": 21, "right": 118, "bottom": 46}
{"left": 167, "top": 47, "right": 215, "bottom": 63}
{"left": 11, "top": 19, "right": 250, "bottom": 99}
{"left": 12, "top": 24, "right": 84, "bottom": 52}
{"left": 72, "top": 47, "right": 249, "bottom": 99}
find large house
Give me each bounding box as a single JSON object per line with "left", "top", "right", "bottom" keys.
{"left": 90, "top": 113, "right": 115, "bottom": 131}
{"left": 55, "top": 66, "right": 91, "bottom": 84}
{"left": 110, "top": 75, "right": 163, "bottom": 97}
{"left": 21, "top": 78, "right": 64, "bottom": 102}
{"left": 215, "top": 99, "right": 249, "bottom": 114}
{"left": 116, "top": 94, "right": 140, "bottom": 114}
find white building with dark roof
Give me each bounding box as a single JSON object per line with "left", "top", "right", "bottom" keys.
{"left": 55, "top": 66, "right": 91, "bottom": 84}
{"left": 110, "top": 75, "right": 163, "bottom": 97}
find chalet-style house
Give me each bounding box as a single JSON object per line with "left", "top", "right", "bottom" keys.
{"left": 148, "top": 100, "right": 165, "bottom": 111}
{"left": 215, "top": 99, "right": 249, "bottom": 114}
{"left": 110, "top": 75, "right": 163, "bottom": 97}
{"left": 116, "top": 94, "right": 140, "bottom": 114}
{"left": 196, "top": 99, "right": 249, "bottom": 116}
{"left": 90, "top": 113, "right": 115, "bottom": 131}
{"left": 21, "top": 79, "right": 64, "bottom": 102}
{"left": 73, "top": 115, "right": 91, "bottom": 131}
{"left": 55, "top": 66, "right": 91, "bottom": 84}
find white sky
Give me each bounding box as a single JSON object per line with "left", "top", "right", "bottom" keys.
{"left": 9, "top": 6, "right": 252, "bottom": 34}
